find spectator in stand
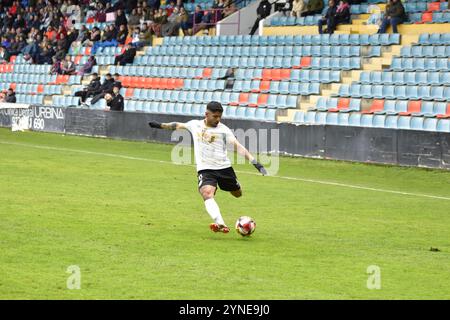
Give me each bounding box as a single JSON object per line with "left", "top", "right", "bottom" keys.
{"left": 301, "top": 0, "right": 324, "bottom": 17}
{"left": 161, "top": 6, "right": 182, "bottom": 37}
{"left": 91, "top": 25, "right": 118, "bottom": 54}
{"left": 104, "top": 85, "right": 124, "bottom": 112}
{"left": 77, "top": 55, "right": 97, "bottom": 76}
{"left": 318, "top": 0, "right": 337, "bottom": 34}
{"left": 89, "top": 73, "right": 116, "bottom": 106}
{"left": 128, "top": 8, "right": 141, "bottom": 26}
{"left": 75, "top": 72, "right": 101, "bottom": 103}
{"left": 60, "top": 55, "right": 76, "bottom": 75}
{"left": 115, "top": 9, "right": 128, "bottom": 29}
{"left": 116, "top": 24, "right": 129, "bottom": 45}
{"left": 291, "top": 0, "right": 305, "bottom": 17}
{"left": 0, "top": 46, "right": 7, "bottom": 64}
{"left": 150, "top": 8, "right": 168, "bottom": 36}
{"left": 38, "top": 43, "right": 56, "bottom": 64}
{"left": 50, "top": 56, "right": 62, "bottom": 74}
{"left": 0, "top": 91, "right": 6, "bottom": 103}
{"left": 83, "top": 27, "right": 101, "bottom": 46}
{"left": 377, "top": 0, "right": 406, "bottom": 34}
{"left": 249, "top": 0, "right": 272, "bottom": 35}
{"left": 114, "top": 43, "right": 137, "bottom": 66}
{"left": 180, "top": 8, "right": 193, "bottom": 36}
{"left": 5, "top": 88, "right": 16, "bottom": 103}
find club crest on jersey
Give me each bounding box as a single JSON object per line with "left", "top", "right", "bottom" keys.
{"left": 198, "top": 131, "right": 217, "bottom": 143}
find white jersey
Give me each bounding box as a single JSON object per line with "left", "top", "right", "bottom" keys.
{"left": 185, "top": 119, "right": 236, "bottom": 172}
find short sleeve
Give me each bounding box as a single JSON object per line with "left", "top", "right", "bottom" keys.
{"left": 184, "top": 120, "right": 196, "bottom": 133}
{"left": 224, "top": 126, "right": 236, "bottom": 144}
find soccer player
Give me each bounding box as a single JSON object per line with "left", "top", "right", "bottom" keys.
{"left": 148, "top": 101, "right": 267, "bottom": 233}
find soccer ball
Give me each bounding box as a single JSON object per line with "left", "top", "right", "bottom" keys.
{"left": 235, "top": 216, "right": 256, "bottom": 237}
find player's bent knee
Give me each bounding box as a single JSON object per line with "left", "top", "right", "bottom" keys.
{"left": 200, "top": 185, "right": 216, "bottom": 200}
{"left": 231, "top": 189, "right": 242, "bottom": 198}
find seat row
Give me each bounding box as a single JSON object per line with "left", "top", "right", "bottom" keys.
{"left": 14, "top": 64, "right": 52, "bottom": 74}
{"left": 12, "top": 84, "right": 62, "bottom": 95}
{"left": 110, "top": 66, "right": 228, "bottom": 79}
{"left": 235, "top": 69, "right": 341, "bottom": 83}
{"left": 400, "top": 45, "right": 450, "bottom": 57}
{"left": 407, "top": 12, "right": 450, "bottom": 23}
{"left": 147, "top": 45, "right": 362, "bottom": 58}
{"left": 133, "top": 55, "right": 316, "bottom": 69}
{"left": 52, "top": 96, "right": 81, "bottom": 107}
{"left": 232, "top": 80, "right": 321, "bottom": 95}
{"left": 359, "top": 71, "right": 450, "bottom": 86}
{"left": 313, "top": 97, "right": 450, "bottom": 118}
{"left": 268, "top": 15, "right": 323, "bottom": 26}
{"left": 417, "top": 33, "right": 450, "bottom": 45}
{"left": 162, "top": 34, "right": 401, "bottom": 47}
{"left": 336, "top": 83, "right": 450, "bottom": 101}
{"left": 16, "top": 94, "right": 45, "bottom": 105}
{"left": 129, "top": 89, "right": 298, "bottom": 109}
{"left": 292, "top": 111, "right": 450, "bottom": 132}
{"left": 0, "top": 74, "right": 79, "bottom": 84}
{"left": 389, "top": 58, "right": 450, "bottom": 71}
{"left": 121, "top": 101, "right": 277, "bottom": 121}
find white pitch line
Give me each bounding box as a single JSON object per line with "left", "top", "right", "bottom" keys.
{"left": 1, "top": 139, "right": 450, "bottom": 202}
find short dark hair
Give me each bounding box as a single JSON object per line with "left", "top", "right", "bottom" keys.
{"left": 207, "top": 101, "right": 223, "bottom": 113}
{"left": 105, "top": 73, "right": 112, "bottom": 77}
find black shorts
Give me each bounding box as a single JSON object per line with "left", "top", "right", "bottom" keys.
{"left": 197, "top": 167, "right": 241, "bottom": 192}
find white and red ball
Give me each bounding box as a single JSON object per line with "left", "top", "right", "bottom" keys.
{"left": 235, "top": 216, "right": 256, "bottom": 237}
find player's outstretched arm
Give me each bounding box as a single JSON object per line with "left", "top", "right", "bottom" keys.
{"left": 232, "top": 139, "right": 268, "bottom": 176}
{"left": 148, "top": 121, "right": 187, "bottom": 130}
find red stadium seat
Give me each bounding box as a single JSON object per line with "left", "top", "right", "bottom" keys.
{"left": 421, "top": 12, "right": 433, "bottom": 23}
{"left": 74, "top": 55, "right": 82, "bottom": 64}
{"left": 143, "top": 77, "right": 153, "bottom": 89}
{"left": 238, "top": 93, "right": 249, "bottom": 105}
{"left": 271, "top": 69, "right": 282, "bottom": 81}
{"left": 257, "top": 94, "right": 269, "bottom": 107}
{"left": 399, "top": 100, "right": 421, "bottom": 116}
{"left": 202, "top": 68, "right": 212, "bottom": 79}
{"left": 300, "top": 57, "right": 311, "bottom": 68}
{"left": 9, "top": 83, "right": 16, "bottom": 90}
{"left": 121, "top": 76, "right": 131, "bottom": 86}
{"left": 152, "top": 78, "right": 161, "bottom": 89}
{"left": 85, "top": 47, "right": 92, "bottom": 55}
{"left": 174, "top": 78, "right": 184, "bottom": 89}
{"left": 9, "top": 56, "right": 16, "bottom": 63}
{"left": 259, "top": 81, "right": 271, "bottom": 93}
{"left": 261, "top": 69, "right": 272, "bottom": 80}
{"left": 329, "top": 98, "right": 350, "bottom": 112}
{"left": 56, "top": 75, "right": 69, "bottom": 84}
{"left": 363, "top": 99, "right": 384, "bottom": 114}
{"left": 130, "top": 77, "right": 140, "bottom": 88}
{"left": 37, "top": 84, "right": 44, "bottom": 93}
{"left": 160, "top": 78, "right": 169, "bottom": 89}
{"left": 280, "top": 69, "right": 291, "bottom": 80}
{"left": 125, "top": 88, "right": 134, "bottom": 97}
{"left": 427, "top": 2, "right": 441, "bottom": 11}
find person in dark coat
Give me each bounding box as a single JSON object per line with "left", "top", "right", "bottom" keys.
{"left": 249, "top": 0, "right": 272, "bottom": 35}
{"left": 113, "top": 44, "right": 136, "bottom": 66}
{"left": 5, "top": 88, "right": 16, "bottom": 103}
{"left": 75, "top": 72, "right": 101, "bottom": 103}
{"left": 105, "top": 85, "right": 124, "bottom": 112}
{"left": 377, "top": 0, "right": 406, "bottom": 34}
{"left": 89, "top": 73, "right": 116, "bottom": 105}
{"left": 317, "top": 0, "right": 337, "bottom": 34}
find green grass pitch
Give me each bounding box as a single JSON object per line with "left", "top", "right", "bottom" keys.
{"left": 0, "top": 127, "right": 449, "bottom": 299}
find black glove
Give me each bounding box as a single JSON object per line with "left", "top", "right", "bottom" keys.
{"left": 251, "top": 159, "right": 267, "bottom": 176}
{"left": 148, "top": 121, "right": 162, "bottom": 129}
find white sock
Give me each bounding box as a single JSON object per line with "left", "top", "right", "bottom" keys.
{"left": 204, "top": 198, "right": 225, "bottom": 226}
